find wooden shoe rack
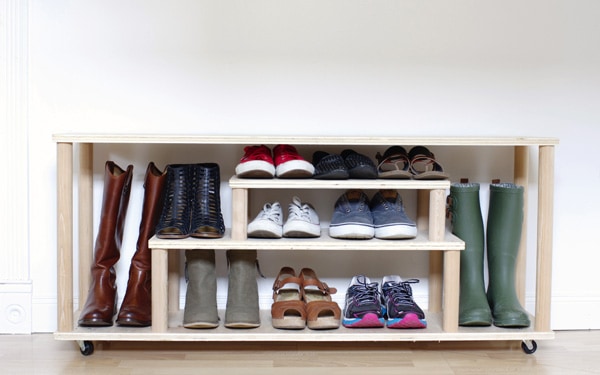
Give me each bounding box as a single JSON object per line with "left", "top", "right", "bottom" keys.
{"left": 53, "top": 134, "right": 558, "bottom": 355}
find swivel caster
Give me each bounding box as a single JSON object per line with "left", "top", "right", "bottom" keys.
{"left": 521, "top": 340, "right": 537, "bottom": 354}
{"left": 78, "top": 340, "right": 94, "bottom": 356}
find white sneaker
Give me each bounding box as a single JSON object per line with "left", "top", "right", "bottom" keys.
{"left": 247, "top": 202, "right": 283, "bottom": 238}
{"left": 283, "top": 196, "right": 321, "bottom": 238}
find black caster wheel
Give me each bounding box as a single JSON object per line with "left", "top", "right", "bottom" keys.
{"left": 521, "top": 340, "right": 537, "bottom": 354}
{"left": 78, "top": 340, "right": 94, "bottom": 356}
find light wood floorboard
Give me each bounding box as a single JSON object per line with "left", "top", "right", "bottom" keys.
{"left": 0, "top": 331, "right": 599, "bottom": 374}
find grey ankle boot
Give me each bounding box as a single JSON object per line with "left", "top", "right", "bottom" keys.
{"left": 224, "top": 250, "right": 260, "bottom": 328}
{"left": 183, "top": 249, "right": 219, "bottom": 328}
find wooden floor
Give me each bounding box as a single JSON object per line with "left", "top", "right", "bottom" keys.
{"left": 0, "top": 331, "right": 599, "bottom": 374}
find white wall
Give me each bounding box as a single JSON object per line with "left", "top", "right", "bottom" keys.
{"left": 23, "top": 0, "right": 600, "bottom": 332}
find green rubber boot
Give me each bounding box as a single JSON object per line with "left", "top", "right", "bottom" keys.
{"left": 449, "top": 183, "right": 492, "bottom": 326}
{"left": 486, "top": 183, "right": 531, "bottom": 328}
{"left": 224, "top": 250, "right": 260, "bottom": 328}
{"left": 183, "top": 250, "right": 219, "bottom": 328}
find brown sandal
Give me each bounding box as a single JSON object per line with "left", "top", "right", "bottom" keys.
{"left": 408, "top": 146, "right": 449, "bottom": 180}
{"left": 299, "top": 268, "right": 341, "bottom": 330}
{"left": 271, "top": 267, "right": 306, "bottom": 330}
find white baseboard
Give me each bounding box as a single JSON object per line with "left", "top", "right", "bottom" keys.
{"left": 0, "top": 282, "right": 32, "bottom": 334}
{"left": 547, "top": 293, "right": 600, "bottom": 330}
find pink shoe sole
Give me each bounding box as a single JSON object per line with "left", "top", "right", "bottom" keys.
{"left": 386, "top": 313, "right": 427, "bottom": 329}
{"left": 342, "top": 313, "right": 385, "bottom": 328}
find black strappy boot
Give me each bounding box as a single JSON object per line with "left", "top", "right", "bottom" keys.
{"left": 155, "top": 164, "right": 192, "bottom": 239}
{"left": 190, "top": 163, "right": 225, "bottom": 238}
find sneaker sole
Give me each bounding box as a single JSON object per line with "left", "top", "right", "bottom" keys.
{"left": 276, "top": 160, "right": 314, "bottom": 178}
{"left": 386, "top": 313, "right": 427, "bottom": 329}
{"left": 329, "top": 224, "right": 374, "bottom": 239}
{"left": 342, "top": 313, "right": 385, "bottom": 328}
{"left": 283, "top": 221, "right": 321, "bottom": 238}
{"left": 248, "top": 220, "right": 282, "bottom": 238}
{"left": 235, "top": 160, "right": 275, "bottom": 178}
{"left": 374, "top": 225, "right": 417, "bottom": 239}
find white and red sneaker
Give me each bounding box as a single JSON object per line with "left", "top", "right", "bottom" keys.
{"left": 273, "top": 144, "right": 314, "bottom": 178}
{"left": 235, "top": 145, "right": 275, "bottom": 178}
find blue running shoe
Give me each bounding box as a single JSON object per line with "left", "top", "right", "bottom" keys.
{"left": 381, "top": 276, "right": 427, "bottom": 329}
{"left": 370, "top": 190, "right": 417, "bottom": 239}
{"left": 329, "top": 190, "right": 374, "bottom": 239}
{"left": 342, "top": 275, "right": 385, "bottom": 328}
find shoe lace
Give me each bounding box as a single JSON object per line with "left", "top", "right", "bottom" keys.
{"left": 349, "top": 275, "right": 381, "bottom": 306}
{"left": 385, "top": 279, "right": 420, "bottom": 307}
{"left": 258, "top": 202, "right": 282, "bottom": 223}
{"left": 288, "top": 197, "right": 312, "bottom": 221}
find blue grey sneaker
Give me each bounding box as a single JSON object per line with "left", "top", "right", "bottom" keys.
{"left": 329, "top": 190, "right": 374, "bottom": 239}
{"left": 370, "top": 190, "right": 417, "bottom": 239}
{"left": 381, "top": 276, "right": 427, "bottom": 328}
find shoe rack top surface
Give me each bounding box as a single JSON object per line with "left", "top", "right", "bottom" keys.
{"left": 52, "top": 134, "right": 559, "bottom": 146}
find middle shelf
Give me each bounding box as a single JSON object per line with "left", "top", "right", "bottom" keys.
{"left": 148, "top": 229, "right": 464, "bottom": 251}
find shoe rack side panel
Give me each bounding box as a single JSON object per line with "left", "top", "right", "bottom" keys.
{"left": 536, "top": 145, "right": 555, "bottom": 332}
{"left": 513, "top": 146, "right": 529, "bottom": 306}
{"left": 56, "top": 142, "right": 74, "bottom": 332}
{"left": 78, "top": 143, "right": 94, "bottom": 314}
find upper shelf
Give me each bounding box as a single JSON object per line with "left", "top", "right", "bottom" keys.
{"left": 52, "top": 134, "right": 559, "bottom": 146}
{"left": 229, "top": 176, "right": 451, "bottom": 190}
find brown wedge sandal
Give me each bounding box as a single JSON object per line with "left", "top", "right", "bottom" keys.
{"left": 271, "top": 267, "right": 306, "bottom": 330}
{"left": 299, "top": 268, "right": 341, "bottom": 330}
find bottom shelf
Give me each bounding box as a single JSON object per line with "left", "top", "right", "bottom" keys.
{"left": 54, "top": 310, "right": 554, "bottom": 343}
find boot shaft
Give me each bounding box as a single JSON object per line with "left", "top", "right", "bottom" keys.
{"left": 448, "top": 182, "right": 485, "bottom": 244}
{"left": 185, "top": 249, "right": 218, "bottom": 308}
{"left": 486, "top": 182, "right": 524, "bottom": 285}
{"left": 131, "top": 162, "right": 167, "bottom": 269}
{"left": 185, "top": 249, "right": 217, "bottom": 286}
{"left": 93, "top": 161, "right": 133, "bottom": 267}
{"left": 487, "top": 182, "right": 524, "bottom": 254}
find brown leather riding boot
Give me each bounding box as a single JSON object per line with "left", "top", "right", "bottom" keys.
{"left": 78, "top": 161, "right": 133, "bottom": 327}
{"left": 116, "top": 162, "right": 166, "bottom": 327}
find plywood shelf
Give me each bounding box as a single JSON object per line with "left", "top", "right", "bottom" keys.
{"left": 54, "top": 310, "right": 554, "bottom": 343}
{"left": 148, "top": 230, "right": 464, "bottom": 251}
{"left": 52, "top": 133, "right": 558, "bottom": 146}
